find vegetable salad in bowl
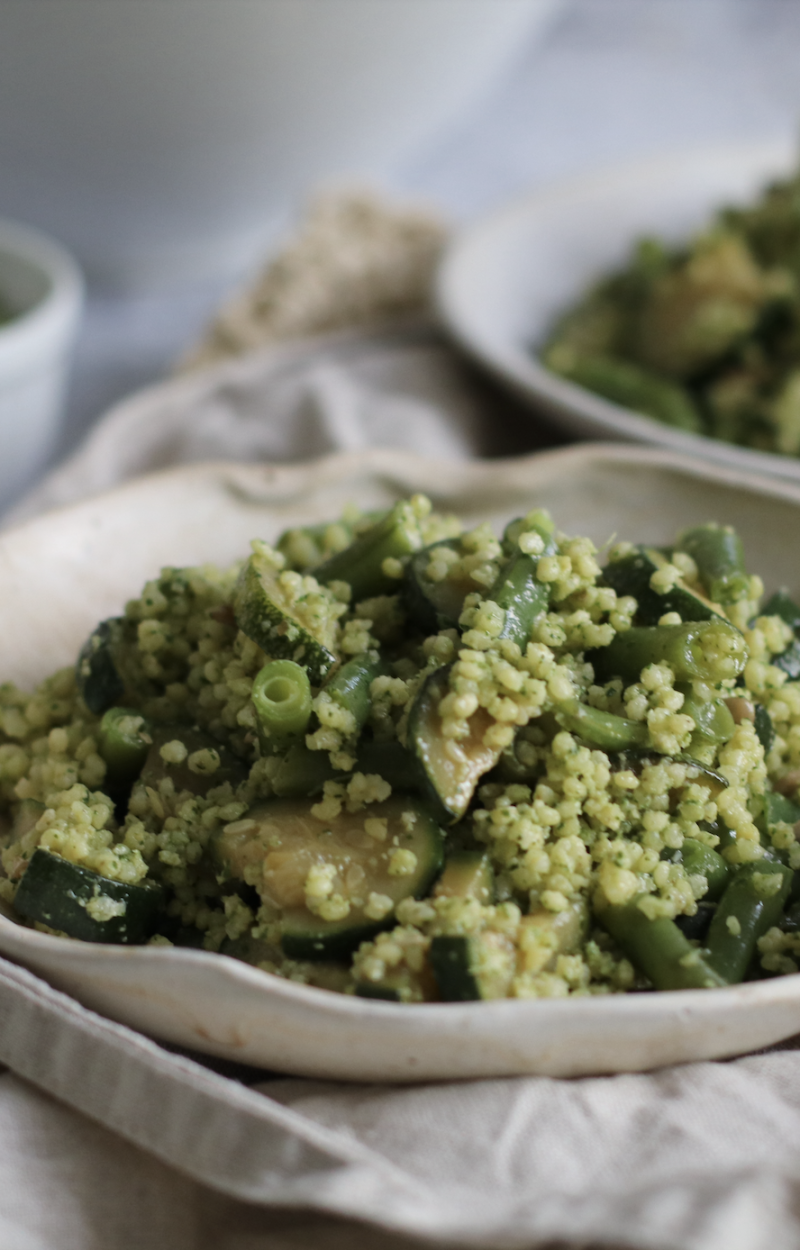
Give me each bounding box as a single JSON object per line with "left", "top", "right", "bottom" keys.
{"left": 2, "top": 493, "right": 800, "bottom": 1004}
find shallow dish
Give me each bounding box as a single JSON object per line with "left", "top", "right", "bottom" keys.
{"left": 436, "top": 137, "right": 800, "bottom": 483}
{"left": 3, "top": 444, "right": 800, "bottom": 1081}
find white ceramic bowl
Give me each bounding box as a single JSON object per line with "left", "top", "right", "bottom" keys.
{"left": 437, "top": 137, "right": 800, "bottom": 482}
{"left": 2, "top": 444, "right": 800, "bottom": 1081}
{"left": 0, "top": 0, "right": 562, "bottom": 290}
{"left": 0, "top": 220, "right": 83, "bottom": 509}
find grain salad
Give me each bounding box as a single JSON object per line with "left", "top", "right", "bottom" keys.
{"left": 542, "top": 156, "right": 800, "bottom": 457}
{"left": 3, "top": 497, "right": 800, "bottom": 1003}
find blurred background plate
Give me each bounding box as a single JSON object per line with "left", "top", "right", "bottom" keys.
{"left": 436, "top": 137, "right": 800, "bottom": 481}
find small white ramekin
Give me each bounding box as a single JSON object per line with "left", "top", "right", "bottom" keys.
{"left": 0, "top": 220, "right": 83, "bottom": 509}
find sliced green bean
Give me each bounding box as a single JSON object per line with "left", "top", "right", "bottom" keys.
{"left": 313, "top": 501, "right": 423, "bottom": 601}
{"left": 554, "top": 699, "right": 648, "bottom": 751}
{"left": 676, "top": 524, "right": 750, "bottom": 605}
{"left": 680, "top": 837, "right": 731, "bottom": 901}
{"left": 590, "top": 619, "right": 746, "bottom": 685}
{"left": 490, "top": 520, "right": 557, "bottom": 651}
{"left": 252, "top": 660, "right": 312, "bottom": 753}
{"left": 599, "top": 897, "right": 725, "bottom": 990}
{"left": 502, "top": 509, "right": 555, "bottom": 556}
{"left": 679, "top": 686, "right": 735, "bottom": 749}
{"left": 321, "top": 651, "right": 387, "bottom": 739}
{"left": 704, "top": 860, "right": 792, "bottom": 983}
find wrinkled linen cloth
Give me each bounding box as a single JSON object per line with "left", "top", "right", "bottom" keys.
{"left": 2, "top": 955, "right": 800, "bottom": 1250}
{"left": 10, "top": 324, "right": 541, "bottom": 526}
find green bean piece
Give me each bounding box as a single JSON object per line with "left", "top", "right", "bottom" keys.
{"left": 680, "top": 837, "right": 731, "bottom": 901}
{"left": 252, "top": 660, "right": 312, "bottom": 753}
{"left": 678, "top": 686, "right": 736, "bottom": 750}
{"left": 487, "top": 519, "right": 557, "bottom": 651}
{"left": 502, "top": 509, "right": 555, "bottom": 556}
{"left": 764, "top": 790, "right": 800, "bottom": 830}
{"left": 554, "top": 699, "right": 648, "bottom": 751}
{"left": 322, "top": 651, "right": 387, "bottom": 739}
{"left": 550, "top": 354, "right": 703, "bottom": 432}
{"left": 599, "top": 897, "right": 725, "bottom": 990}
{"left": 590, "top": 619, "right": 747, "bottom": 685}
{"left": 313, "top": 501, "right": 424, "bottom": 602}
{"left": 675, "top": 524, "right": 750, "bottom": 606}
{"left": 704, "top": 860, "right": 793, "bottom": 983}
{"left": 98, "top": 707, "right": 153, "bottom": 793}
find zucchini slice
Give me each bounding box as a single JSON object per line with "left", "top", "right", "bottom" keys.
{"left": 403, "top": 540, "right": 476, "bottom": 633}
{"left": 76, "top": 617, "right": 127, "bottom": 714}
{"left": 214, "top": 794, "right": 445, "bottom": 960}
{"left": 601, "top": 547, "right": 722, "bottom": 626}
{"left": 233, "top": 550, "right": 337, "bottom": 684}
{"left": 13, "top": 848, "right": 164, "bottom": 944}
{"left": 407, "top": 666, "right": 500, "bottom": 822}
{"left": 431, "top": 898, "right": 587, "bottom": 1001}
{"left": 434, "top": 850, "right": 494, "bottom": 904}
{"left": 429, "top": 931, "right": 516, "bottom": 1001}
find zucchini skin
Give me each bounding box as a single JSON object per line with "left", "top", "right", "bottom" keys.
{"left": 76, "top": 618, "right": 126, "bottom": 714}
{"left": 403, "top": 540, "right": 471, "bottom": 633}
{"left": 13, "top": 848, "right": 164, "bottom": 944}
{"left": 429, "top": 935, "right": 483, "bottom": 1001}
{"left": 601, "top": 548, "right": 720, "bottom": 626}
{"left": 233, "top": 554, "right": 337, "bottom": 684}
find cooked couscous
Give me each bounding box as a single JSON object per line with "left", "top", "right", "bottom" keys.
{"left": 2, "top": 497, "right": 800, "bottom": 1003}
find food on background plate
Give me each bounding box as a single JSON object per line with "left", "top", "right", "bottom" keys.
{"left": 2, "top": 496, "right": 800, "bottom": 1003}
{"left": 542, "top": 157, "right": 800, "bottom": 456}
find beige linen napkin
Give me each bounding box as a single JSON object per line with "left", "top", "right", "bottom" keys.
{"left": 1, "top": 952, "right": 799, "bottom": 1250}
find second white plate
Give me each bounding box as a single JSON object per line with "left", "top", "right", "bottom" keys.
{"left": 437, "top": 137, "right": 800, "bottom": 480}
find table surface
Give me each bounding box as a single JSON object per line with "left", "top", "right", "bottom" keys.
{"left": 56, "top": 0, "right": 800, "bottom": 470}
